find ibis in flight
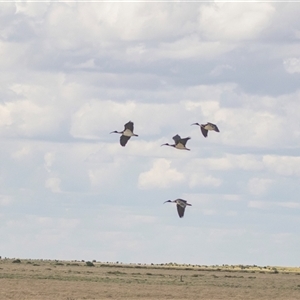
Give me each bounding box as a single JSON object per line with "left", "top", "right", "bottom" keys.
{"left": 164, "top": 199, "right": 192, "bottom": 218}
{"left": 161, "top": 134, "right": 191, "bottom": 150}
{"left": 191, "top": 122, "right": 220, "bottom": 138}
{"left": 110, "top": 121, "right": 138, "bottom": 147}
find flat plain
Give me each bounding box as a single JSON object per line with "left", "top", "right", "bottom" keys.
{"left": 1, "top": 259, "right": 300, "bottom": 300}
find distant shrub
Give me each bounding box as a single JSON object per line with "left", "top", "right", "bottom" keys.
{"left": 12, "top": 259, "right": 21, "bottom": 263}
{"left": 107, "top": 271, "right": 126, "bottom": 275}
{"left": 86, "top": 261, "right": 95, "bottom": 267}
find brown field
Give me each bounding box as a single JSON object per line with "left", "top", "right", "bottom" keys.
{"left": 1, "top": 259, "right": 300, "bottom": 300}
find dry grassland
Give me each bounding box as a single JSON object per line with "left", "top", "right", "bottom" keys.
{"left": 1, "top": 259, "right": 300, "bottom": 300}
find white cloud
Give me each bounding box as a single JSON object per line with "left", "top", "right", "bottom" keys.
{"left": 88, "top": 154, "right": 132, "bottom": 190}
{"left": 40, "top": 3, "right": 199, "bottom": 52}
{"left": 263, "top": 155, "right": 300, "bottom": 177}
{"left": 210, "top": 64, "right": 234, "bottom": 77}
{"left": 202, "top": 209, "right": 217, "bottom": 215}
{"left": 248, "top": 201, "right": 270, "bottom": 209}
{"left": 67, "top": 58, "right": 96, "bottom": 70}
{"left": 70, "top": 100, "right": 138, "bottom": 139}
{"left": 248, "top": 177, "right": 273, "bottom": 196}
{"left": 198, "top": 3, "right": 275, "bottom": 41}
{"left": 271, "top": 233, "right": 294, "bottom": 244}
{"left": 208, "top": 228, "right": 246, "bottom": 241}
{"left": 0, "top": 99, "right": 64, "bottom": 138}
{"left": 215, "top": 107, "right": 284, "bottom": 148}
{"left": 156, "top": 37, "right": 235, "bottom": 61}
{"left": 283, "top": 57, "right": 300, "bottom": 74}
{"left": 70, "top": 99, "right": 216, "bottom": 140}
{"left": 138, "top": 158, "right": 184, "bottom": 189}
{"left": 44, "top": 152, "right": 55, "bottom": 172}
{"left": 15, "top": 2, "right": 50, "bottom": 18}
{"left": 1, "top": 2, "right": 300, "bottom": 266}
{"left": 0, "top": 195, "right": 13, "bottom": 206}
{"left": 225, "top": 211, "right": 238, "bottom": 216}
{"left": 223, "top": 194, "right": 241, "bottom": 201}
{"left": 185, "top": 154, "right": 263, "bottom": 173}
{"left": 0, "top": 41, "right": 30, "bottom": 69}
{"left": 189, "top": 172, "right": 222, "bottom": 188}
{"left": 199, "top": 157, "right": 232, "bottom": 171}
{"left": 277, "top": 202, "right": 300, "bottom": 209}
{"left": 11, "top": 145, "right": 31, "bottom": 160}
{"left": 45, "top": 177, "right": 61, "bottom": 193}
{"left": 248, "top": 200, "right": 300, "bottom": 211}
{"left": 186, "top": 100, "right": 220, "bottom": 119}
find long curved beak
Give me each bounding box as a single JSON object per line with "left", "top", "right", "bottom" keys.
{"left": 191, "top": 123, "right": 199, "bottom": 126}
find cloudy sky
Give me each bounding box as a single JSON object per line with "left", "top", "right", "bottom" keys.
{"left": 1, "top": 1, "right": 300, "bottom": 267}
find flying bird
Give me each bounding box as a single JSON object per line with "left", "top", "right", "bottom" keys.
{"left": 164, "top": 199, "right": 192, "bottom": 218}
{"left": 191, "top": 122, "right": 220, "bottom": 138}
{"left": 110, "top": 121, "right": 138, "bottom": 146}
{"left": 161, "top": 134, "right": 191, "bottom": 150}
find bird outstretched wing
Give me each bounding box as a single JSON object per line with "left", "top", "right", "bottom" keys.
{"left": 124, "top": 121, "right": 134, "bottom": 132}
{"left": 120, "top": 135, "right": 131, "bottom": 147}
{"left": 179, "top": 137, "right": 190, "bottom": 146}
{"left": 178, "top": 199, "right": 187, "bottom": 204}
{"left": 172, "top": 134, "right": 181, "bottom": 143}
{"left": 176, "top": 204, "right": 185, "bottom": 218}
{"left": 212, "top": 124, "right": 220, "bottom": 132}
{"left": 201, "top": 127, "right": 208, "bottom": 137}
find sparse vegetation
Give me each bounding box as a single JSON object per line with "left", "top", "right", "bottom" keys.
{"left": 1, "top": 259, "right": 300, "bottom": 299}
{"left": 107, "top": 270, "right": 126, "bottom": 275}
{"left": 85, "top": 261, "right": 95, "bottom": 267}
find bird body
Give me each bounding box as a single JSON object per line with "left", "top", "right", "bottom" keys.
{"left": 191, "top": 122, "right": 219, "bottom": 138}
{"left": 161, "top": 134, "right": 191, "bottom": 150}
{"left": 164, "top": 198, "right": 192, "bottom": 218}
{"left": 110, "top": 121, "right": 138, "bottom": 146}
{"left": 123, "top": 128, "right": 136, "bottom": 137}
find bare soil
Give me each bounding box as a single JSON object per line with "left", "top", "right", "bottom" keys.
{"left": 1, "top": 259, "right": 300, "bottom": 299}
